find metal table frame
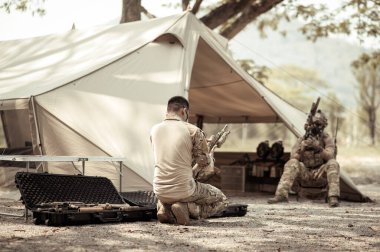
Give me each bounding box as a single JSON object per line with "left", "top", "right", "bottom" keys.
{"left": 0, "top": 155, "right": 128, "bottom": 221}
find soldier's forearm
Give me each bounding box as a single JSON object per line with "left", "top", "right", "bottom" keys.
{"left": 321, "top": 149, "right": 334, "bottom": 161}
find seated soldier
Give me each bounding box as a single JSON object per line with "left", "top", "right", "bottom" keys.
{"left": 267, "top": 110, "right": 340, "bottom": 207}
{"left": 150, "top": 96, "right": 228, "bottom": 225}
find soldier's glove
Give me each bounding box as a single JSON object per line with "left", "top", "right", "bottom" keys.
{"left": 207, "top": 135, "right": 216, "bottom": 151}
{"left": 301, "top": 138, "right": 322, "bottom": 153}
{"left": 301, "top": 139, "right": 313, "bottom": 151}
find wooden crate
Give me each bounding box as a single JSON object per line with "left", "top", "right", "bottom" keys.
{"left": 220, "top": 165, "right": 246, "bottom": 192}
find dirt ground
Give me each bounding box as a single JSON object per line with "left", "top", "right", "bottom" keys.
{"left": 0, "top": 155, "right": 379, "bottom": 252}
{"left": 0, "top": 183, "right": 379, "bottom": 252}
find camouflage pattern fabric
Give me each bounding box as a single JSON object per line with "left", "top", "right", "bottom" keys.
{"left": 192, "top": 128, "right": 217, "bottom": 181}
{"left": 192, "top": 129, "right": 212, "bottom": 167}
{"left": 194, "top": 166, "right": 221, "bottom": 184}
{"left": 302, "top": 150, "right": 324, "bottom": 168}
{"left": 157, "top": 181, "right": 227, "bottom": 219}
{"left": 275, "top": 158, "right": 340, "bottom": 198}
{"left": 193, "top": 164, "right": 218, "bottom": 182}
{"left": 181, "top": 181, "right": 228, "bottom": 218}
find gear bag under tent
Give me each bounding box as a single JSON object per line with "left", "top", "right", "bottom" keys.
{"left": 0, "top": 12, "right": 369, "bottom": 202}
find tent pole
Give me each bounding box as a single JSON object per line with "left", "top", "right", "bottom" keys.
{"left": 196, "top": 115, "right": 204, "bottom": 129}
{"left": 30, "top": 97, "right": 45, "bottom": 172}
{"left": 24, "top": 161, "right": 30, "bottom": 221}
{"left": 0, "top": 111, "right": 11, "bottom": 147}
{"left": 119, "top": 162, "right": 123, "bottom": 192}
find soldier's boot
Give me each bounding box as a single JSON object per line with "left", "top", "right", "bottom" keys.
{"left": 157, "top": 201, "right": 175, "bottom": 224}
{"left": 328, "top": 196, "right": 339, "bottom": 208}
{"left": 187, "top": 202, "right": 200, "bottom": 219}
{"left": 267, "top": 195, "right": 289, "bottom": 204}
{"left": 171, "top": 202, "right": 190, "bottom": 225}
{"left": 268, "top": 159, "right": 301, "bottom": 204}
{"left": 199, "top": 201, "right": 228, "bottom": 218}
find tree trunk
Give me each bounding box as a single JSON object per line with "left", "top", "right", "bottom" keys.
{"left": 367, "top": 107, "right": 376, "bottom": 145}
{"left": 182, "top": 0, "right": 190, "bottom": 11}
{"left": 120, "top": 0, "right": 141, "bottom": 24}
{"left": 191, "top": 0, "right": 203, "bottom": 14}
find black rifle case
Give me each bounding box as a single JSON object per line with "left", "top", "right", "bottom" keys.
{"left": 15, "top": 172, "right": 156, "bottom": 226}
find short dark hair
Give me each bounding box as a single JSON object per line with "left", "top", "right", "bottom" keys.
{"left": 167, "top": 96, "right": 189, "bottom": 112}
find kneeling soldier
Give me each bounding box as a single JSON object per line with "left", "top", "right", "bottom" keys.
{"left": 150, "top": 96, "right": 228, "bottom": 225}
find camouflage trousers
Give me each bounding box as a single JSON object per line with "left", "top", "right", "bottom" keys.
{"left": 275, "top": 158, "right": 340, "bottom": 198}
{"left": 158, "top": 181, "right": 228, "bottom": 219}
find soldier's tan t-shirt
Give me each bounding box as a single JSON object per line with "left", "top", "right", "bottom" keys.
{"left": 150, "top": 115, "right": 212, "bottom": 201}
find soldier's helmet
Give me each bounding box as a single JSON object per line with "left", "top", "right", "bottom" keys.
{"left": 312, "top": 110, "right": 328, "bottom": 129}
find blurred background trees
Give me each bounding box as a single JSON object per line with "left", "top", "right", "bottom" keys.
{"left": 0, "top": 0, "right": 45, "bottom": 16}
{"left": 351, "top": 51, "right": 380, "bottom": 146}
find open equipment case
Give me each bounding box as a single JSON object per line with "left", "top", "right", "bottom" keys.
{"left": 15, "top": 172, "right": 156, "bottom": 226}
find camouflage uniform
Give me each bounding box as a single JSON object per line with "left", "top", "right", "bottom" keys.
{"left": 275, "top": 133, "right": 340, "bottom": 199}
{"left": 167, "top": 180, "right": 228, "bottom": 219}
{"left": 189, "top": 130, "right": 227, "bottom": 218}
{"left": 157, "top": 179, "right": 228, "bottom": 219}
{"left": 151, "top": 115, "right": 227, "bottom": 221}
{"left": 187, "top": 126, "right": 227, "bottom": 218}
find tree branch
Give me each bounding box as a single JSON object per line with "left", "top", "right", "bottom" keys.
{"left": 191, "top": 0, "right": 203, "bottom": 14}
{"left": 182, "top": 0, "right": 190, "bottom": 11}
{"left": 220, "top": 0, "right": 284, "bottom": 39}
{"left": 120, "top": 0, "right": 141, "bottom": 23}
{"left": 140, "top": 5, "right": 156, "bottom": 19}
{"left": 200, "top": 0, "right": 253, "bottom": 29}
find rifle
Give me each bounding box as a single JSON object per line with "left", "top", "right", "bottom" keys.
{"left": 36, "top": 202, "right": 139, "bottom": 213}
{"left": 207, "top": 124, "right": 231, "bottom": 152}
{"left": 303, "top": 97, "right": 321, "bottom": 140}
{"left": 193, "top": 124, "right": 230, "bottom": 181}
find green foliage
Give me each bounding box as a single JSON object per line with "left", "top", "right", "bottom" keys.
{"left": 257, "top": 11, "right": 284, "bottom": 38}
{"left": 0, "top": 0, "right": 46, "bottom": 16}
{"left": 237, "top": 59, "right": 270, "bottom": 83}
{"left": 296, "top": 0, "right": 379, "bottom": 42}
{"left": 255, "top": 0, "right": 379, "bottom": 43}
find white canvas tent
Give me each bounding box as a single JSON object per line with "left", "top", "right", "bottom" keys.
{"left": 0, "top": 12, "right": 369, "bottom": 201}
